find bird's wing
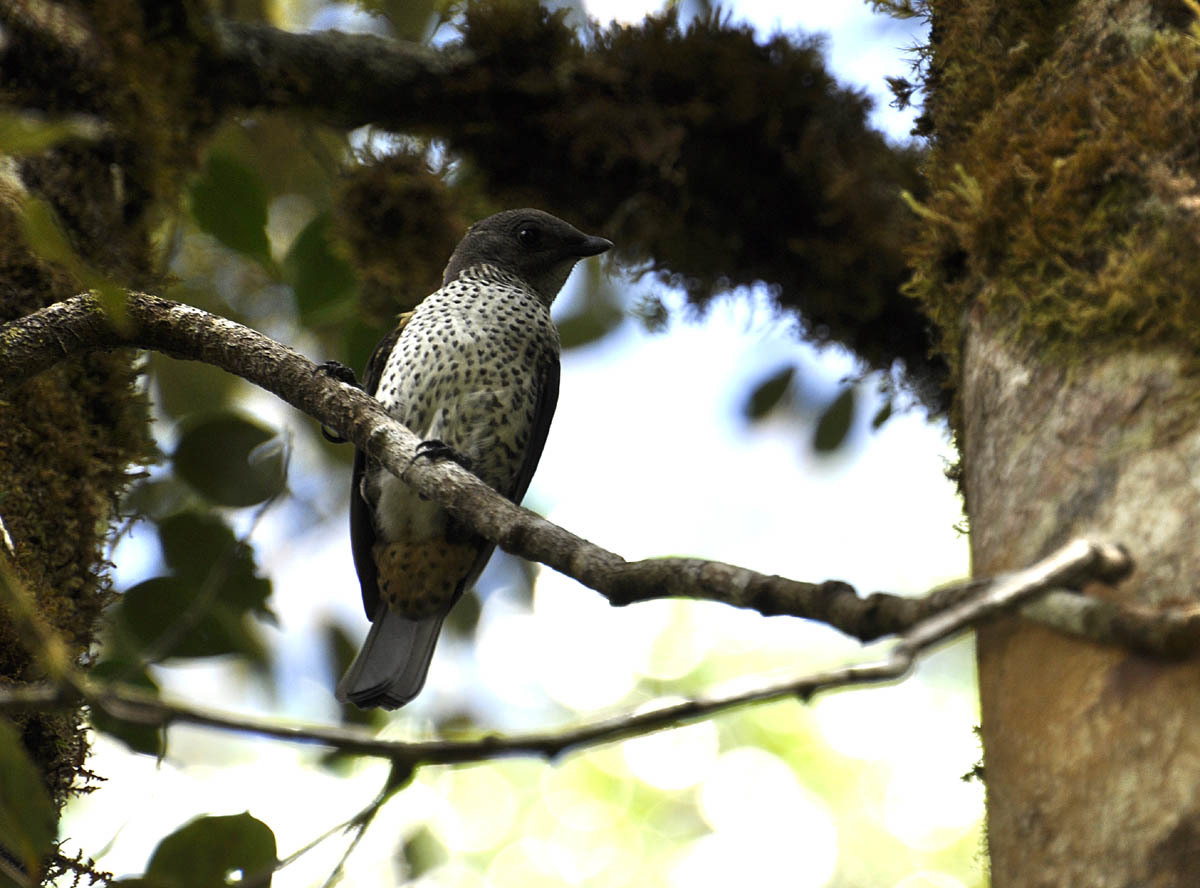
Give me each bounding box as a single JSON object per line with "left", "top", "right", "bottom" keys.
{"left": 510, "top": 353, "right": 561, "bottom": 504}
{"left": 350, "top": 312, "right": 412, "bottom": 618}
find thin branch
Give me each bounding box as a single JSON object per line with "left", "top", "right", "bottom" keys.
{"left": 0, "top": 291, "right": 971, "bottom": 641}
{"left": 0, "top": 539, "right": 1132, "bottom": 765}
{"left": 1021, "top": 591, "right": 1200, "bottom": 658}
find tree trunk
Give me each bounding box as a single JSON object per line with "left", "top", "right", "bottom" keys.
{"left": 912, "top": 0, "right": 1200, "bottom": 883}
{"left": 964, "top": 324, "right": 1200, "bottom": 886}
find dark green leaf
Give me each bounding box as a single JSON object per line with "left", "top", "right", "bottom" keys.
{"left": 114, "top": 576, "right": 266, "bottom": 661}
{"left": 17, "top": 196, "right": 89, "bottom": 276}
{"left": 172, "top": 413, "right": 285, "bottom": 507}
{"left": 743, "top": 365, "right": 795, "bottom": 420}
{"left": 159, "top": 511, "right": 245, "bottom": 583}
{"left": 143, "top": 813, "right": 277, "bottom": 888}
{"left": 813, "top": 386, "right": 857, "bottom": 452}
{"left": 401, "top": 827, "right": 447, "bottom": 879}
{"left": 442, "top": 588, "right": 481, "bottom": 637}
{"left": 150, "top": 352, "right": 240, "bottom": 419}
{"left": 283, "top": 212, "right": 358, "bottom": 320}
{"left": 160, "top": 512, "right": 274, "bottom": 619}
{"left": 0, "top": 111, "right": 103, "bottom": 155}
{"left": 354, "top": 0, "right": 438, "bottom": 39}
{"left": 88, "top": 662, "right": 165, "bottom": 757}
{"left": 188, "top": 153, "right": 273, "bottom": 266}
{"left": 555, "top": 305, "right": 623, "bottom": 349}
{"left": 871, "top": 398, "right": 894, "bottom": 429}
{"left": 0, "top": 719, "right": 56, "bottom": 882}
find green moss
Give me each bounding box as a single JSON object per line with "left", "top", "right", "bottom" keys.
{"left": 908, "top": 7, "right": 1200, "bottom": 425}
{"left": 333, "top": 152, "right": 469, "bottom": 319}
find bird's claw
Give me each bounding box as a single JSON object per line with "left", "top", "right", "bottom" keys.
{"left": 316, "top": 361, "right": 361, "bottom": 444}
{"left": 410, "top": 439, "right": 474, "bottom": 471}
{"left": 316, "top": 360, "right": 361, "bottom": 389}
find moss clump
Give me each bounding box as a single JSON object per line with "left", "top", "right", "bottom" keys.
{"left": 908, "top": 6, "right": 1200, "bottom": 418}
{"left": 333, "top": 152, "right": 469, "bottom": 320}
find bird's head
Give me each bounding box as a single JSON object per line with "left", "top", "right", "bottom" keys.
{"left": 442, "top": 209, "right": 612, "bottom": 303}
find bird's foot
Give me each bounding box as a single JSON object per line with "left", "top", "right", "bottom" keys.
{"left": 315, "top": 361, "right": 362, "bottom": 444}
{"left": 404, "top": 441, "right": 474, "bottom": 499}
{"left": 316, "top": 360, "right": 361, "bottom": 388}
{"left": 409, "top": 439, "right": 475, "bottom": 472}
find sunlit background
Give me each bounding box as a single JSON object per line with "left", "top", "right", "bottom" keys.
{"left": 58, "top": 1, "right": 982, "bottom": 886}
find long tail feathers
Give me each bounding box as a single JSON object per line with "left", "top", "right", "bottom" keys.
{"left": 336, "top": 603, "right": 445, "bottom": 710}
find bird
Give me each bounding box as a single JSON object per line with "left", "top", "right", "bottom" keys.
{"left": 337, "top": 208, "right": 613, "bottom": 709}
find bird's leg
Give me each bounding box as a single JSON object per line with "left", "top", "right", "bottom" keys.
{"left": 315, "top": 361, "right": 363, "bottom": 444}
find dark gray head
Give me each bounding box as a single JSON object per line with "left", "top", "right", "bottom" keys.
{"left": 442, "top": 208, "right": 613, "bottom": 302}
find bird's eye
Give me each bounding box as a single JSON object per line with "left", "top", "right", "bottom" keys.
{"left": 517, "top": 225, "right": 542, "bottom": 248}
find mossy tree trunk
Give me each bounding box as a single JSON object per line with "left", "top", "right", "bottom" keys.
{"left": 911, "top": 1, "right": 1200, "bottom": 882}
{"left": 1, "top": 0, "right": 204, "bottom": 835}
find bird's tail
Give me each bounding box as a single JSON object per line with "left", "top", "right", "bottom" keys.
{"left": 336, "top": 602, "right": 445, "bottom": 710}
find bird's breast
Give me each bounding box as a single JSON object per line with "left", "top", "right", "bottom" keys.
{"left": 367, "top": 278, "right": 558, "bottom": 543}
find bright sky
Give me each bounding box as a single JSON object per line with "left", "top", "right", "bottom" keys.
{"left": 59, "top": 3, "right": 980, "bottom": 887}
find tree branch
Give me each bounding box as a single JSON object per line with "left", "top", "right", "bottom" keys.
{"left": 0, "top": 539, "right": 1133, "bottom": 765}
{"left": 5, "top": 293, "right": 1188, "bottom": 664}
{"left": 0, "top": 291, "right": 973, "bottom": 641}
{"left": 207, "top": 21, "right": 474, "bottom": 130}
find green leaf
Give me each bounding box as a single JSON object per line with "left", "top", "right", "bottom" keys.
{"left": 88, "top": 662, "right": 165, "bottom": 757}
{"left": 401, "top": 827, "right": 447, "bottom": 879}
{"left": 188, "top": 153, "right": 273, "bottom": 267}
{"left": 114, "top": 574, "right": 267, "bottom": 662}
{"left": 17, "top": 196, "right": 84, "bottom": 271}
{"left": 0, "top": 719, "right": 56, "bottom": 883}
{"left": 172, "top": 412, "right": 286, "bottom": 507}
{"left": 283, "top": 212, "right": 358, "bottom": 321}
{"left": 116, "top": 577, "right": 243, "bottom": 659}
{"left": 871, "top": 398, "right": 894, "bottom": 429}
{"left": 743, "top": 365, "right": 794, "bottom": 420}
{"left": 158, "top": 511, "right": 274, "bottom": 618}
{"left": 813, "top": 386, "right": 857, "bottom": 452}
{"left": 0, "top": 111, "right": 104, "bottom": 155}
{"left": 555, "top": 304, "right": 623, "bottom": 349}
{"left": 142, "top": 813, "right": 277, "bottom": 888}
{"left": 149, "top": 352, "right": 240, "bottom": 419}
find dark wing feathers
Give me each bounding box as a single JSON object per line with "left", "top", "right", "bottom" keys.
{"left": 349, "top": 315, "right": 409, "bottom": 618}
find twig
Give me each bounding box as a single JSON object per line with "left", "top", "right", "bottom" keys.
{"left": 0, "top": 540, "right": 1133, "bottom": 766}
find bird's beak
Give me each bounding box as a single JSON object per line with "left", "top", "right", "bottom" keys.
{"left": 575, "top": 235, "right": 614, "bottom": 257}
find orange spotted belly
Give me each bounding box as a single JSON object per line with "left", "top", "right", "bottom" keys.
{"left": 372, "top": 540, "right": 480, "bottom": 619}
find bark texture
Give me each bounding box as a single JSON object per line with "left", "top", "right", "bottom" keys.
{"left": 964, "top": 323, "right": 1200, "bottom": 886}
